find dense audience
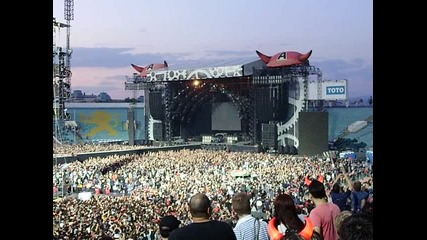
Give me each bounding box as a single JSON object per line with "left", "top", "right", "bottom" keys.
{"left": 53, "top": 143, "right": 149, "bottom": 156}
{"left": 53, "top": 148, "right": 373, "bottom": 240}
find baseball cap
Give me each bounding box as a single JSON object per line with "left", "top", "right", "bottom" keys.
{"left": 159, "top": 215, "right": 181, "bottom": 231}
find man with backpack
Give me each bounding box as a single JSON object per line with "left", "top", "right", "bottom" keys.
{"left": 232, "top": 192, "right": 270, "bottom": 240}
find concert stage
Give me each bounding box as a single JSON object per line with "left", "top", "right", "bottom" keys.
{"left": 125, "top": 49, "right": 348, "bottom": 155}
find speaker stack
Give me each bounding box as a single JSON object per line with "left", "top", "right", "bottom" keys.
{"left": 261, "top": 123, "right": 277, "bottom": 150}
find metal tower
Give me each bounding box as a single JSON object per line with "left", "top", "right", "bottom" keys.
{"left": 53, "top": 18, "right": 70, "bottom": 143}
{"left": 64, "top": 0, "right": 74, "bottom": 106}
{"left": 53, "top": 0, "right": 74, "bottom": 143}
{"left": 52, "top": 2, "right": 73, "bottom": 121}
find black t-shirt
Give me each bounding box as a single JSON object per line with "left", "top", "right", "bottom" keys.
{"left": 169, "top": 220, "right": 237, "bottom": 240}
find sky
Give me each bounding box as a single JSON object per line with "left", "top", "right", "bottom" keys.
{"left": 53, "top": 0, "right": 373, "bottom": 100}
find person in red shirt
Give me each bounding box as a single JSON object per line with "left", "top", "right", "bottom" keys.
{"left": 308, "top": 180, "right": 340, "bottom": 240}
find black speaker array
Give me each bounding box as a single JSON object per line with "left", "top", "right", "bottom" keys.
{"left": 254, "top": 85, "right": 288, "bottom": 123}
{"left": 149, "top": 91, "right": 164, "bottom": 120}
{"left": 127, "top": 110, "right": 135, "bottom": 145}
{"left": 153, "top": 122, "right": 163, "bottom": 141}
{"left": 261, "top": 123, "right": 277, "bottom": 149}
{"left": 255, "top": 88, "right": 273, "bottom": 123}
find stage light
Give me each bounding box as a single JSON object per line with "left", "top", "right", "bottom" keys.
{"left": 193, "top": 80, "right": 200, "bottom": 87}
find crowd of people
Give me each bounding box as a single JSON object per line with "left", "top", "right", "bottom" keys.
{"left": 53, "top": 147, "right": 373, "bottom": 240}
{"left": 53, "top": 143, "right": 150, "bottom": 157}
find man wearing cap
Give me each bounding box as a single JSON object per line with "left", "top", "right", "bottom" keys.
{"left": 159, "top": 215, "right": 181, "bottom": 240}
{"left": 168, "top": 193, "right": 237, "bottom": 240}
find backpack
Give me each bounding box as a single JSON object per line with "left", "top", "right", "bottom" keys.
{"left": 268, "top": 217, "right": 323, "bottom": 240}
{"left": 284, "top": 228, "right": 323, "bottom": 240}
{"left": 283, "top": 217, "right": 323, "bottom": 240}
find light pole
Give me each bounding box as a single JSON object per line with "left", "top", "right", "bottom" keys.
{"left": 73, "top": 109, "right": 76, "bottom": 143}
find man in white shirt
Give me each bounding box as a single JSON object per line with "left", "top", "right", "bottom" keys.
{"left": 232, "top": 192, "right": 270, "bottom": 240}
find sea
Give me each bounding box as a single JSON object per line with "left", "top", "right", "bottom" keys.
{"left": 326, "top": 106, "right": 373, "bottom": 148}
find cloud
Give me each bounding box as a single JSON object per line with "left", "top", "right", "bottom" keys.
{"left": 68, "top": 47, "right": 372, "bottom": 99}
{"left": 72, "top": 47, "right": 260, "bottom": 68}
{"left": 71, "top": 47, "right": 170, "bottom": 68}
{"left": 70, "top": 66, "right": 132, "bottom": 99}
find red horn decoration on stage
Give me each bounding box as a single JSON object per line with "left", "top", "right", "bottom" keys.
{"left": 298, "top": 50, "right": 313, "bottom": 62}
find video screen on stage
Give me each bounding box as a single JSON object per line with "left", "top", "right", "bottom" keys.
{"left": 211, "top": 102, "right": 241, "bottom": 131}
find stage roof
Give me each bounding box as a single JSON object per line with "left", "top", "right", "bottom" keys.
{"left": 142, "top": 57, "right": 266, "bottom": 82}
{"left": 165, "top": 56, "right": 261, "bottom": 70}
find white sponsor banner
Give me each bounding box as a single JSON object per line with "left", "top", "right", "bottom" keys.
{"left": 307, "top": 80, "right": 348, "bottom": 100}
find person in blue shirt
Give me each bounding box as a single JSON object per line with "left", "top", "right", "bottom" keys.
{"left": 330, "top": 172, "right": 352, "bottom": 211}
{"left": 351, "top": 181, "right": 369, "bottom": 214}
